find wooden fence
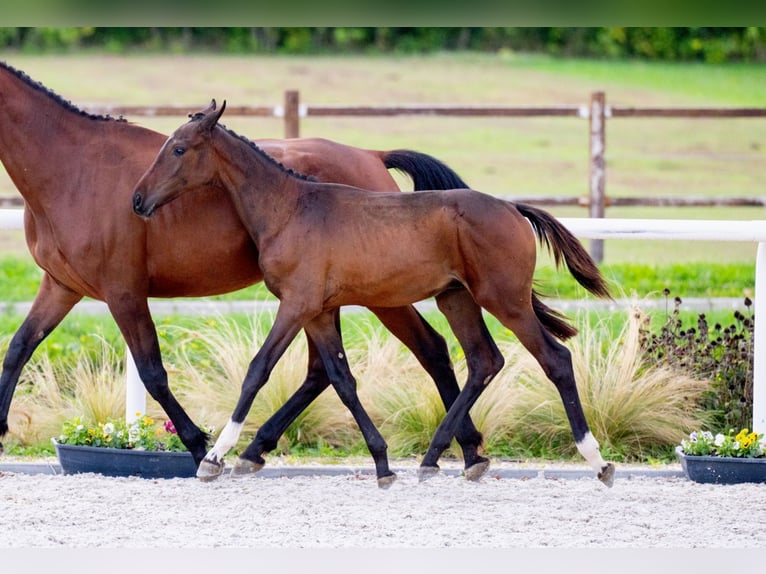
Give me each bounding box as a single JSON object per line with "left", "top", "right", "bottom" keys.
{"left": 3, "top": 91, "right": 765, "bottom": 261}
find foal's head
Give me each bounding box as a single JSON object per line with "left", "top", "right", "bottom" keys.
{"left": 132, "top": 99, "right": 226, "bottom": 218}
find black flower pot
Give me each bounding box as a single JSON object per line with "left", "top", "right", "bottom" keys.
{"left": 54, "top": 441, "right": 197, "bottom": 479}
{"left": 676, "top": 446, "right": 766, "bottom": 485}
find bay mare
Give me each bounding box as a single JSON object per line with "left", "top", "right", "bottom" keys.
{"left": 0, "top": 61, "right": 490, "bottom": 477}
{"left": 132, "top": 100, "right": 616, "bottom": 488}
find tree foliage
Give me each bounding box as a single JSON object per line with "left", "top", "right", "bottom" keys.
{"left": 1, "top": 27, "right": 765, "bottom": 62}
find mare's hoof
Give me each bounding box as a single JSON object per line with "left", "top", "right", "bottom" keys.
{"left": 598, "top": 462, "right": 616, "bottom": 488}
{"left": 464, "top": 458, "right": 490, "bottom": 482}
{"left": 231, "top": 457, "right": 265, "bottom": 478}
{"left": 196, "top": 458, "right": 225, "bottom": 482}
{"left": 417, "top": 465, "right": 440, "bottom": 482}
{"left": 377, "top": 473, "right": 397, "bottom": 490}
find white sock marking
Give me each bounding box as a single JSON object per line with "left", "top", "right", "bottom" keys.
{"left": 207, "top": 420, "right": 243, "bottom": 462}
{"left": 576, "top": 432, "right": 607, "bottom": 473}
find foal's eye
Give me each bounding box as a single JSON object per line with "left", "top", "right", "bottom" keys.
{"left": 173, "top": 147, "right": 186, "bottom": 157}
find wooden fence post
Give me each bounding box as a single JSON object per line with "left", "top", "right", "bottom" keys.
{"left": 589, "top": 91, "right": 606, "bottom": 263}
{"left": 284, "top": 90, "right": 300, "bottom": 138}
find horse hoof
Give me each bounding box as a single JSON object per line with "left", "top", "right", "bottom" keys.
{"left": 464, "top": 458, "right": 490, "bottom": 482}
{"left": 196, "top": 458, "right": 225, "bottom": 482}
{"left": 377, "top": 473, "right": 397, "bottom": 489}
{"left": 231, "top": 457, "right": 265, "bottom": 478}
{"left": 598, "top": 462, "right": 616, "bottom": 488}
{"left": 417, "top": 465, "right": 440, "bottom": 482}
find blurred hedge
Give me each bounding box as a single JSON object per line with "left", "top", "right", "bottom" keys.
{"left": 1, "top": 27, "right": 765, "bottom": 62}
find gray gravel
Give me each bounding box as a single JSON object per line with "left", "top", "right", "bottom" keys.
{"left": 1, "top": 464, "right": 765, "bottom": 548}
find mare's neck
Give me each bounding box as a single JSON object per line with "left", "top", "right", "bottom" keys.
{"left": 212, "top": 129, "right": 300, "bottom": 249}
{"left": 0, "top": 65, "right": 116, "bottom": 210}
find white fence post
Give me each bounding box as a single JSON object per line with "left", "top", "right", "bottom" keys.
{"left": 125, "top": 349, "right": 146, "bottom": 423}
{"left": 753, "top": 242, "right": 766, "bottom": 435}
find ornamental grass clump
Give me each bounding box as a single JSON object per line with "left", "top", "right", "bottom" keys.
{"left": 679, "top": 428, "right": 766, "bottom": 458}
{"left": 503, "top": 308, "right": 709, "bottom": 461}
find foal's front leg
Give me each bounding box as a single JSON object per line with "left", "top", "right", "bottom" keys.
{"left": 235, "top": 310, "right": 397, "bottom": 489}
{"left": 233, "top": 333, "right": 330, "bottom": 476}
{"left": 197, "top": 308, "right": 305, "bottom": 481}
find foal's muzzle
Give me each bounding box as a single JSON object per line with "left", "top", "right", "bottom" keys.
{"left": 132, "top": 192, "right": 155, "bottom": 217}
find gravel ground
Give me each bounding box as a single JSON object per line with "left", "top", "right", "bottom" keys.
{"left": 1, "top": 460, "right": 765, "bottom": 549}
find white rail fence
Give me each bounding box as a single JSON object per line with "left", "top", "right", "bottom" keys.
{"left": 2, "top": 209, "right": 764, "bottom": 434}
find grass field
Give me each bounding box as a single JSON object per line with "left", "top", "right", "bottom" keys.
{"left": 0, "top": 52, "right": 764, "bottom": 265}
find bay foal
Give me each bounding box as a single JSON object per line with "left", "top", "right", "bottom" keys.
{"left": 133, "top": 101, "right": 616, "bottom": 488}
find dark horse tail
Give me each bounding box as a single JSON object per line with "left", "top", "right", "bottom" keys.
{"left": 382, "top": 149, "right": 611, "bottom": 342}
{"left": 383, "top": 149, "right": 470, "bottom": 191}
{"left": 515, "top": 202, "right": 612, "bottom": 341}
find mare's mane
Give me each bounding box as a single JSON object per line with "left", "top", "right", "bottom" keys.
{"left": 188, "top": 111, "right": 315, "bottom": 183}
{"left": 0, "top": 60, "right": 128, "bottom": 123}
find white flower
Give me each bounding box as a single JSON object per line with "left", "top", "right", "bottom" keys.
{"left": 714, "top": 433, "right": 725, "bottom": 447}
{"left": 102, "top": 423, "right": 115, "bottom": 435}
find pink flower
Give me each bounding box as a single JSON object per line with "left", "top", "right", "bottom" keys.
{"left": 164, "top": 420, "right": 177, "bottom": 435}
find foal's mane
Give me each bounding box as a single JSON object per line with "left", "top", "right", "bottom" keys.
{"left": 0, "top": 60, "right": 128, "bottom": 123}
{"left": 214, "top": 120, "right": 315, "bottom": 182}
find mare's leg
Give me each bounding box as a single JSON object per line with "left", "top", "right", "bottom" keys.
{"left": 108, "top": 297, "right": 209, "bottom": 466}
{"left": 419, "top": 289, "right": 505, "bottom": 481}
{"left": 370, "top": 302, "right": 488, "bottom": 476}
{"left": 0, "top": 275, "right": 82, "bottom": 453}
{"left": 478, "top": 300, "right": 614, "bottom": 487}
{"left": 303, "top": 311, "right": 396, "bottom": 488}
{"left": 233, "top": 332, "right": 330, "bottom": 476}
{"left": 199, "top": 304, "right": 306, "bottom": 481}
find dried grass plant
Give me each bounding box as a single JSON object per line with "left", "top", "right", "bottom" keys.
{"left": 504, "top": 308, "right": 711, "bottom": 460}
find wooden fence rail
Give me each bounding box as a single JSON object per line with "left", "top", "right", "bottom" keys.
{"left": 3, "top": 91, "right": 764, "bottom": 260}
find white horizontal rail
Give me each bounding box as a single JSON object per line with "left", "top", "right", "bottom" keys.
{"left": 1, "top": 209, "right": 764, "bottom": 434}
{"left": 560, "top": 218, "right": 766, "bottom": 243}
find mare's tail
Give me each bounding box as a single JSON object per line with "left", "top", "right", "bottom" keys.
{"left": 383, "top": 149, "right": 470, "bottom": 191}
{"left": 515, "top": 202, "right": 613, "bottom": 341}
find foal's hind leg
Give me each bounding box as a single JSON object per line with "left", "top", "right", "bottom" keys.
{"left": 485, "top": 305, "right": 615, "bottom": 487}
{"left": 303, "top": 311, "right": 396, "bottom": 489}
{"left": 370, "top": 304, "right": 487, "bottom": 474}
{"left": 418, "top": 289, "right": 505, "bottom": 482}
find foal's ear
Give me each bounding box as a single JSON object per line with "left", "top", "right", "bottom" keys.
{"left": 200, "top": 99, "right": 227, "bottom": 132}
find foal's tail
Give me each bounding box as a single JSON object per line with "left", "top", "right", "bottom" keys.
{"left": 515, "top": 202, "right": 613, "bottom": 341}
{"left": 383, "top": 149, "right": 470, "bottom": 191}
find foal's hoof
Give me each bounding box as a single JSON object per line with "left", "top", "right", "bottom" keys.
{"left": 377, "top": 473, "right": 397, "bottom": 490}
{"left": 464, "top": 458, "right": 490, "bottom": 482}
{"left": 196, "top": 458, "right": 225, "bottom": 482}
{"left": 231, "top": 457, "right": 265, "bottom": 478}
{"left": 417, "top": 465, "right": 440, "bottom": 482}
{"left": 598, "top": 462, "right": 616, "bottom": 488}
